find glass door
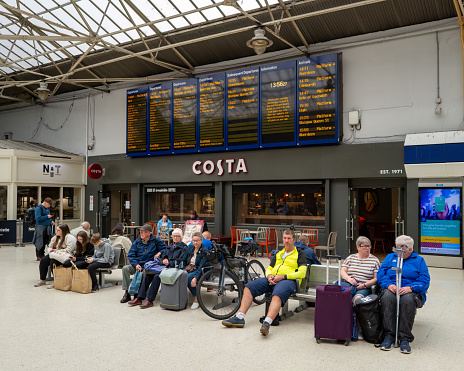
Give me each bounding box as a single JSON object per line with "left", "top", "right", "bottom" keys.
{"left": 394, "top": 187, "right": 405, "bottom": 239}
{"left": 347, "top": 188, "right": 359, "bottom": 254}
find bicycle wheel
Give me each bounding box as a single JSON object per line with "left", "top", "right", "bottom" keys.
{"left": 197, "top": 269, "right": 243, "bottom": 320}
{"left": 246, "top": 259, "right": 266, "bottom": 305}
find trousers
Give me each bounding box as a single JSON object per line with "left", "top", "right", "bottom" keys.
{"left": 137, "top": 273, "right": 161, "bottom": 302}
{"left": 87, "top": 261, "right": 111, "bottom": 288}
{"left": 380, "top": 288, "right": 423, "bottom": 342}
{"left": 122, "top": 264, "right": 137, "bottom": 290}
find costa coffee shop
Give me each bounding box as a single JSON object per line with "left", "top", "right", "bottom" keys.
{"left": 0, "top": 140, "right": 86, "bottom": 227}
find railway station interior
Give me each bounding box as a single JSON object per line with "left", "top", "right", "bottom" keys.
{"left": 1, "top": 1, "right": 464, "bottom": 369}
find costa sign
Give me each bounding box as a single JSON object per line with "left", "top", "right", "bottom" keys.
{"left": 87, "top": 163, "right": 103, "bottom": 179}
{"left": 192, "top": 158, "right": 248, "bottom": 175}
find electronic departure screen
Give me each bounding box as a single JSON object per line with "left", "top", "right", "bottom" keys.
{"left": 260, "top": 61, "right": 296, "bottom": 147}
{"left": 298, "top": 54, "right": 340, "bottom": 144}
{"left": 227, "top": 67, "right": 259, "bottom": 149}
{"left": 126, "top": 53, "right": 342, "bottom": 156}
{"left": 199, "top": 73, "right": 225, "bottom": 151}
{"left": 173, "top": 78, "right": 197, "bottom": 153}
{"left": 126, "top": 87, "right": 148, "bottom": 154}
{"left": 149, "top": 82, "right": 172, "bottom": 154}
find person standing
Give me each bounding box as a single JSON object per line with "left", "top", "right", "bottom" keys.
{"left": 189, "top": 209, "right": 208, "bottom": 232}
{"left": 32, "top": 197, "right": 55, "bottom": 260}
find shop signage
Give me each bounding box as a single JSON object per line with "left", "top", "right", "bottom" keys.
{"left": 192, "top": 158, "right": 248, "bottom": 175}
{"left": 0, "top": 220, "right": 16, "bottom": 244}
{"left": 146, "top": 188, "right": 177, "bottom": 193}
{"left": 43, "top": 164, "right": 62, "bottom": 177}
{"left": 87, "top": 164, "right": 103, "bottom": 179}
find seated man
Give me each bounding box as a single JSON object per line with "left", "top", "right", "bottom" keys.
{"left": 377, "top": 235, "right": 430, "bottom": 354}
{"left": 70, "top": 221, "right": 91, "bottom": 238}
{"left": 222, "top": 229, "right": 307, "bottom": 336}
{"left": 295, "top": 235, "right": 321, "bottom": 266}
{"left": 120, "top": 224, "right": 166, "bottom": 303}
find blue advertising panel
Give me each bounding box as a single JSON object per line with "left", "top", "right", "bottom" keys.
{"left": 173, "top": 78, "right": 197, "bottom": 154}
{"left": 226, "top": 67, "right": 260, "bottom": 150}
{"left": 23, "top": 222, "right": 35, "bottom": 243}
{"left": 126, "top": 86, "right": 148, "bottom": 157}
{"left": 0, "top": 220, "right": 17, "bottom": 244}
{"left": 198, "top": 73, "right": 225, "bottom": 152}
{"left": 420, "top": 188, "right": 462, "bottom": 256}
{"left": 148, "top": 82, "right": 172, "bottom": 155}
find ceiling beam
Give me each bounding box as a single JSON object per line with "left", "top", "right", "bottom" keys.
{"left": 0, "top": 34, "right": 95, "bottom": 42}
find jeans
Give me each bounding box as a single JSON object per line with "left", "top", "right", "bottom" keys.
{"left": 138, "top": 273, "right": 161, "bottom": 302}
{"left": 187, "top": 272, "right": 198, "bottom": 298}
{"left": 62, "top": 260, "right": 88, "bottom": 269}
{"left": 39, "top": 255, "right": 63, "bottom": 280}
{"left": 380, "top": 288, "right": 423, "bottom": 342}
{"left": 338, "top": 281, "right": 371, "bottom": 299}
{"left": 88, "top": 261, "right": 111, "bottom": 288}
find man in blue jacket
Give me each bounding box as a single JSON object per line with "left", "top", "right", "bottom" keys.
{"left": 120, "top": 224, "right": 166, "bottom": 303}
{"left": 377, "top": 235, "right": 430, "bottom": 354}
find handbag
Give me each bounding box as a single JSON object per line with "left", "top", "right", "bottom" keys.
{"left": 53, "top": 264, "right": 73, "bottom": 291}
{"left": 128, "top": 270, "right": 143, "bottom": 295}
{"left": 49, "top": 250, "right": 71, "bottom": 263}
{"left": 160, "top": 268, "right": 184, "bottom": 285}
{"left": 183, "top": 263, "right": 196, "bottom": 274}
{"left": 144, "top": 258, "right": 167, "bottom": 273}
{"left": 71, "top": 269, "right": 92, "bottom": 294}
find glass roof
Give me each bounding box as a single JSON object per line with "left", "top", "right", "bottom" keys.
{"left": 0, "top": 0, "right": 280, "bottom": 76}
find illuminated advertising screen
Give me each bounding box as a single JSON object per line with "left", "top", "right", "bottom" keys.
{"left": 420, "top": 188, "right": 462, "bottom": 256}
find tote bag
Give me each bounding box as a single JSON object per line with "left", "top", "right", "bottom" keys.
{"left": 71, "top": 269, "right": 92, "bottom": 294}
{"left": 128, "top": 270, "right": 143, "bottom": 295}
{"left": 53, "top": 265, "right": 73, "bottom": 291}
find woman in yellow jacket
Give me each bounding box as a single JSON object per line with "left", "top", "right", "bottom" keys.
{"left": 222, "top": 229, "right": 307, "bottom": 336}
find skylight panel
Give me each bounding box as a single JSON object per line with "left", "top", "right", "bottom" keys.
{"left": 154, "top": 1, "right": 180, "bottom": 18}
{"left": 137, "top": 26, "right": 156, "bottom": 37}
{"left": 0, "top": 67, "right": 15, "bottom": 74}
{"left": 122, "top": 28, "right": 143, "bottom": 40}
{"left": 240, "top": 0, "right": 261, "bottom": 11}
{"left": 169, "top": 17, "right": 190, "bottom": 29}
{"left": 185, "top": 11, "right": 206, "bottom": 25}
{"left": 191, "top": 0, "right": 214, "bottom": 8}
{"left": 111, "top": 33, "right": 131, "bottom": 44}
{"left": 170, "top": 0, "right": 195, "bottom": 12}
{"left": 201, "top": 7, "right": 222, "bottom": 21}
{"left": 156, "top": 21, "right": 174, "bottom": 33}
{"left": 217, "top": 4, "right": 240, "bottom": 16}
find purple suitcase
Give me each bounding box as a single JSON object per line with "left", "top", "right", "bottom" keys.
{"left": 314, "top": 255, "right": 353, "bottom": 346}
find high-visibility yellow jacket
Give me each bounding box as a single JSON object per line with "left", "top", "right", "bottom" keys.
{"left": 266, "top": 247, "right": 307, "bottom": 285}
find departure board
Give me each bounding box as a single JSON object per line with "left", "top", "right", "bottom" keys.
{"left": 297, "top": 54, "right": 341, "bottom": 144}
{"left": 260, "top": 61, "right": 296, "bottom": 147}
{"left": 126, "top": 87, "right": 148, "bottom": 154}
{"left": 173, "top": 79, "right": 197, "bottom": 153}
{"left": 199, "top": 73, "right": 225, "bottom": 151}
{"left": 149, "top": 82, "right": 172, "bottom": 154}
{"left": 227, "top": 67, "right": 259, "bottom": 149}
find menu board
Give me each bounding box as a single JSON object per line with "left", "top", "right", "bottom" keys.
{"left": 149, "top": 82, "right": 172, "bottom": 154}
{"left": 126, "top": 87, "right": 148, "bottom": 154}
{"left": 173, "top": 78, "right": 197, "bottom": 153}
{"left": 227, "top": 67, "right": 259, "bottom": 149}
{"left": 298, "top": 54, "right": 340, "bottom": 144}
{"left": 261, "top": 61, "right": 296, "bottom": 147}
{"left": 126, "top": 53, "right": 342, "bottom": 157}
{"left": 199, "top": 73, "right": 225, "bottom": 151}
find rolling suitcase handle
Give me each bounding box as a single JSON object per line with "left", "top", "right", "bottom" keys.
{"left": 326, "top": 254, "right": 341, "bottom": 285}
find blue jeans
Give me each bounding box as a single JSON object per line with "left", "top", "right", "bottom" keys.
{"left": 187, "top": 272, "right": 198, "bottom": 298}
{"left": 338, "top": 281, "right": 371, "bottom": 298}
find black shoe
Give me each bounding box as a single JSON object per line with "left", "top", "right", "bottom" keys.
{"left": 120, "top": 292, "right": 131, "bottom": 303}
{"left": 91, "top": 285, "right": 99, "bottom": 293}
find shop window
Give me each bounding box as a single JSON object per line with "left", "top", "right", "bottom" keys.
{"left": 145, "top": 186, "right": 215, "bottom": 224}
{"left": 41, "top": 187, "right": 60, "bottom": 220}
{"left": 0, "top": 186, "right": 7, "bottom": 220}
{"left": 233, "top": 184, "right": 325, "bottom": 227}
{"left": 63, "top": 187, "right": 81, "bottom": 220}
{"left": 17, "top": 186, "right": 38, "bottom": 219}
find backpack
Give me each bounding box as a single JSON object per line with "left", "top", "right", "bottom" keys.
{"left": 25, "top": 207, "right": 36, "bottom": 227}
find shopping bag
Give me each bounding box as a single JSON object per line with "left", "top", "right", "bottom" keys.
{"left": 128, "top": 270, "right": 143, "bottom": 295}
{"left": 53, "top": 265, "right": 73, "bottom": 291}
{"left": 159, "top": 268, "right": 183, "bottom": 285}
{"left": 144, "top": 258, "right": 167, "bottom": 273}
{"left": 71, "top": 269, "right": 92, "bottom": 294}
{"left": 49, "top": 250, "right": 71, "bottom": 263}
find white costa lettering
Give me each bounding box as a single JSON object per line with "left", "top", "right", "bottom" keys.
{"left": 203, "top": 160, "right": 215, "bottom": 174}
{"left": 192, "top": 161, "right": 202, "bottom": 174}
{"left": 192, "top": 159, "right": 247, "bottom": 176}
{"left": 236, "top": 158, "right": 248, "bottom": 173}
{"left": 217, "top": 160, "right": 224, "bottom": 176}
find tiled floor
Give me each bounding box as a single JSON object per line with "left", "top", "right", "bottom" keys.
{"left": 1, "top": 244, "right": 463, "bottom": 371}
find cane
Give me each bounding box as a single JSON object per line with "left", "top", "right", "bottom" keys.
{"left": 391, "top": 246, "right": 405, "bottom": 348}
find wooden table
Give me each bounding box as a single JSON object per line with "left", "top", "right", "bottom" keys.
{"left": 211, "top": 234, "right": 231, "bottom": 245}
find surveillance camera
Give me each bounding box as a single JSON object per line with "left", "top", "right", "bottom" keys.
{"left": 88, "top": 143, "right": 94, "bottom": 150}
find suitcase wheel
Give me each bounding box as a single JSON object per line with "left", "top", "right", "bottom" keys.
{"left": 344, "top": 339, "right": 350, "bottom": 346}
{"left": 315, "top": 336, "right": 320, "bottom": 344}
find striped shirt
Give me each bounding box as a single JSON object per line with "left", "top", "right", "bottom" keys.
{"left": 342, "top": 254, "right": 380, "bottom": 283}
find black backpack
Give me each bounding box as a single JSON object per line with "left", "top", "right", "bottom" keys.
{"left": 355, "top": 294, "right": 383, "bottom": 344}
{"left": 25, "top": 207, "right": 36, "bottom": 227}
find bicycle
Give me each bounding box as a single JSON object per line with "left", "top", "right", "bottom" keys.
{"left": 197, "top": 241, "right": 266, "bottom": 320}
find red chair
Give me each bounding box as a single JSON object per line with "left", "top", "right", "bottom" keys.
{"left": 303, "top": 229, "right": 318, "bottom": 247}
{"left": 258, "top": 228, "right": 276, "bottom": 259}
{"left": 230, "top": 226, "right": 238, "bottom": 252}
{"left": 147, "top": 222, "right": 155, "bottom": 234}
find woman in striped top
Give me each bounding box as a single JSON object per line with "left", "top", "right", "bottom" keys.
{"left": 341, "top": 236, "right": 380, "bottom": 303}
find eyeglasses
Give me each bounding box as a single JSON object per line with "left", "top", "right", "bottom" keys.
{"left": 396, "top": 244, "right": 408, "bottom": 248}
{"left": 359, "top": 245, "right": 371, "bottom": 248}
{"left": 192, "top": 239, "right": 202, "bottom": 243}
{"left": 172, "top": 235, "right": 181, "bottom": 238}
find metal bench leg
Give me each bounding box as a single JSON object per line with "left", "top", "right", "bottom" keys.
{"left": 279, "top": 301, "right": 294, "bottom": 321}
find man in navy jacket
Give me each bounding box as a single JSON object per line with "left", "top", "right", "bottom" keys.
{"left": 377, "top": 235, "right": 430, "bottom": 354}
{"left": 120, "top": 224, "right": 166, "bottom": 303}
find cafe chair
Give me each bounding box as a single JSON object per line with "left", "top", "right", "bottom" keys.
{"left": 256, "top": 226, "right": 269, "bottom": 242}
{"left": 235, "top": 228, "right": 251, "bottom": 255}
{"left": 230, "top": 226, "right": 238, "bottom": 252}
{"left": 368, "top": 226, "right": 386, "bottom": 253}
{"left": 303, "top": 228, "right": 318, "bottom": 247}
{"left": 258, "top": 228, "right": 276, "bottom": 259}
{"left": 314, "top": 231, "right": 337, "bottom": 260}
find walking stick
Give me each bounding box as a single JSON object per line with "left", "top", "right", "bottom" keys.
{"left": 391, "top": 246, "right": 405, "bottom": 348}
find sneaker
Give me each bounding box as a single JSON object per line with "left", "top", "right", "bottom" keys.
{"left": 91, "top": 286, "right": 99, "bottom": 293}
{"left": 190, "top": 302, "right": 199, "bottom": 310}
{"left": 400, "top": 339, "right": 411, "bottom": 354}
{"left": 47, "top": 283, "right": 55, "bottom": 289}
{"left": 34, "top": 280, "right": 46, "bottom": 287}
{"left": 380, "top": 336, "right": 394, "bottom": 351}
{"left": 222, "top": 316, "right": 245, "bottom": 328}
{"left": 260, "top": 322, "right": 270, "bottom": 336}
